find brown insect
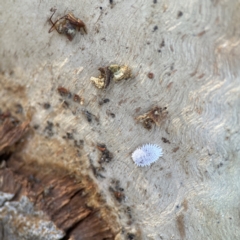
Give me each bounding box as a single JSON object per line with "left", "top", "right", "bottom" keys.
{"left": 49, "top": 8, "right": 87, "bottom": 41}
{"left": 136, "top": 106, "right": 168, "bottom": 130}
{"left": 57, "top": 87, "right": 71, "bottom": 97}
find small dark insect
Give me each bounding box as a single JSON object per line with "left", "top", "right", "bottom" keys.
{"left": 49, "top": 8, "right": 87, "bottom": 41}
{"left": 99, "top": 98, "right": 110, "bottom": 105}
{"left": 162, "top": 137, "right": 170, "bottom": 144}
{"left": 43, "top": 103, "right": 51, "bottom": 109}
{"left": 177, "top": 11, "right": 183, "bottom": 18}
{"left": 57, "top": 87, "right": 70, "bottom": 97}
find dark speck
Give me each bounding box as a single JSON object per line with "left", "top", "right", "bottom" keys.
{"left": 158, "top": 49, "right": 161, "bottom": 53}
{"left": 62, "top": 101, "right": 69, "bottom": 108}
{"left": 110, "top": 0, "right": 113, "bottom": 3}
{"left": 177, "top": 11, "right": 183, "bottom": 18}
{"left": 44, "top": 121, "right": 54, "bottom": 137}
{"left": 103, "top": 98, "right": 110, "bottom": 103}
{"left": 43, "top": 103, "right": 51, "bottom": 109}
{"left": 99, "top": 98, "right": 110, "bottom": 105}
{"left": 160, "top": 39, "right": 165, "bottom": 48}
{"left": 127, "top": 233, "right": 135, "bottom": 240}
{"left": 33, "top": 124, "right": 39, "bottom": 130}
{"left": 153, "top": 25, "right": 158, "bottom": 32}
{"left": 66, "top": 132, "right": 73, "bottom": 139}
{"left": 83, "top": 110, "right": 93, "bottom": 123}
{"left": 100, "top": 6, "right": 102, "bottom": 10}
{"left": 15, "top": 104, "right": 23, "bottom": 114}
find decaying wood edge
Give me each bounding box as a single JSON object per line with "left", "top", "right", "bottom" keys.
{"left": 0, "top": 116, "right": 129, "bottom": 240}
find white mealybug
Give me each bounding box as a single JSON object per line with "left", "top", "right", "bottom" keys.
{"left": 132, "top": 144, "right": 163, "bottom": 167}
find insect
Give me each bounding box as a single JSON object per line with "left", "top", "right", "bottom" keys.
{"left": 49, "top": 8, "right": 87, "bottom": 41}
{"left": 132, "top": 144, "right": 163, "bottom": 167}
{"left": 136, "top": 106, "right": 168, "bottom": 130}
{"left": 57, "top": 87, "right": 71, "bottom": 97}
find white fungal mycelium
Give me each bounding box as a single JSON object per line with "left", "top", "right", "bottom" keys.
{"left": 132, "top": 144, "right": 163, "bottom": 167}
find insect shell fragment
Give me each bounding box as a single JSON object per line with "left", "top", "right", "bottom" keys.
{"left": 49, "top": 9, "right": 87, "bottom": 41}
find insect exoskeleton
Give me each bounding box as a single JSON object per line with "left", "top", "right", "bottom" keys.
{"left": 48, "top": 9, "right": 87, "bottom": 41}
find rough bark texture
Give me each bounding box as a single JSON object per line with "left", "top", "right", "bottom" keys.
{"left": 0, "top": 0, "right": 240, "bottom": 239}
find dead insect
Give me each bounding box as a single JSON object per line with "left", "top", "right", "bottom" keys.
{"left": 90, "top": 67, "right": 112, "bottom": 89}
{"left": 49, "top": 8, "right": 87, "bottom": 41}
{"left": 82, "top": 109, "right": 98, "bottom": 123}
{"left": 57, "top": 87, "right": 71, "bottom": 97}
{"left": 136, "top": 106, "right": 168, "bottom": 130}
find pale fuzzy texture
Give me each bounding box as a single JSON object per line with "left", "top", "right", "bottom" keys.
{"left": 132, "top": 144, "right": 163, "bottom": 167}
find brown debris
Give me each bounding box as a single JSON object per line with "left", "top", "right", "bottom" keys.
{"left": 176, "top": 214, "right": 186, "bottom": 239}
{"left": 1, "top": 157, "right": 119, "bottom": 239}
{"left": 136, "top": 106, "right": 168, "bottom": 130}
{"left": 0, "top": 118, "right": 29, "bottom": 153}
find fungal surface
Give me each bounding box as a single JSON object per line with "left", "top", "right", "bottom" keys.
{"left": 132, "top": 144, "right": 163, "bottom": 167}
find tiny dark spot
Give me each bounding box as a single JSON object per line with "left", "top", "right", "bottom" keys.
{"left": 109, "top": 0, "right": 113, "bottom": 3}
{"left": 160, "top": 39, "right": 165, "bottom": 48}
{"left": 177, "top": 11, "right": 183, "bottom": 18}
{"left": 153, "top": 0, "right": 157, "bottom": 3}
{"left": 147, "top": 72, "right": 154, "bottom": 79}
{"left": 158, "top": 49, "right": 161, "bottom": 53}
{"left": 66, "top": 132, "right": 74, "bottom": 139}
{"left": 127, "top": 233, "right": 136, "bottom": 240}
{"left": 15, "top": 104, "right": 23, "bottom": 114}
{"left": 110, "top": 113, "right": 115, "bottom": 118}
{"left": 173, "top": 147, "right": 179, "bottom": 152}
{"left": 62, "top": 100, "right": 69, "bottom": 108}
{"left": 153, "top": 25, "right": 158, "bottom": 32}
{"left": 99, "top": 98, "right": 110, "bottom": 105}
{"left": 33, "top": 124, "right": 39, "bottom": 130}
{"left": 74, "top": 139, "right": 84, "bottom": 149}
{"left": 83, "top": 110, "right": 93, "bottom": 123}
{"left": 44, "top": 121, "right": 54, "bottom": 137}
{"left": 73, "top": 94, "right": 82, "bottom": 103}
{"left": 43, "top": 103, "right": 51, "bottom": 109}
{"left": 162, "top": 137, "right": 170, "bottom": 144}
{"left": 176, "top": 205, "right": 180, "bottom": 209}
{"left": 99, "top": 6, "right": 102, "bottom": 10}
{"left": 147, "top": 41, "right": 151, "bottom": 45}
